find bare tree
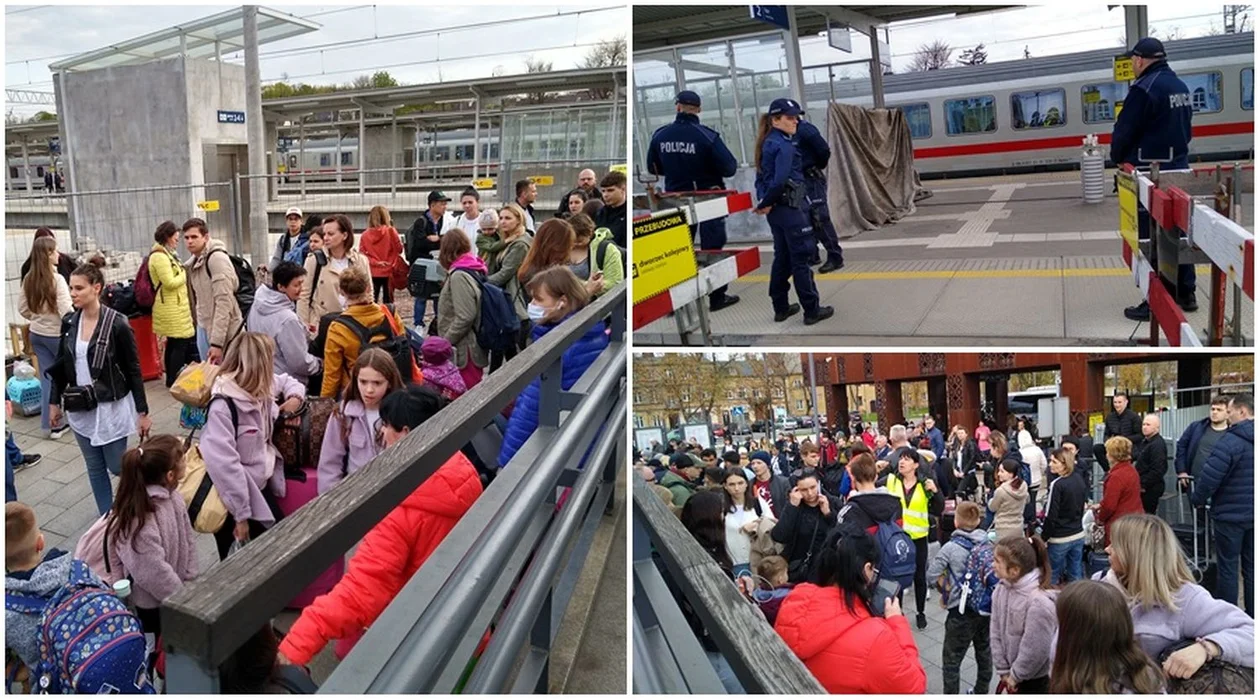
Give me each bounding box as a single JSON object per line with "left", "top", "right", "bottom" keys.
{"left": 1224, "top": 5, "right": 1251, "bottom": 33}
{"left": 909, "top": 39, "right": 953, "bottom": 72}
{"left": 523, "top": 56, "right": 554, "bottom": 104}
{"left": 957, "top": 44, "right": 988, "bottom": 66}
{"left": 580, "top": 36, "right": 626, "bottom": 99}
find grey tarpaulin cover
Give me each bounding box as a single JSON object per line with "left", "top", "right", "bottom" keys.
{"left": 824, "top": 102, "right": 931, "bottom": 238}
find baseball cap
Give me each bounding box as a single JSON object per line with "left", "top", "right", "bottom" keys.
{"left": 284, "top": 206, "right": 303, "bottom": 219}
{"left": 428, "top": 190, "right": 451, "bottom": 203}
{"left": 768, "top": 98, "right": 803, "bottom": 117}
{"left": 1126, "top": 37, "right": 1166, "bottom": 59}
{"left": 675, "top": 90, "right": 701, "bottom": 107}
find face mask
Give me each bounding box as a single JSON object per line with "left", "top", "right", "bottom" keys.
{"left": 527, "top": 303, "right": 548, "bottom": 321}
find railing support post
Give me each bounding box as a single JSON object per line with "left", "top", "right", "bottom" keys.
{"left": 538, "top": 357, "right": 563, "bottom": 429}
{"left": 165, "top": 651, "right": 220, "bottom": 694}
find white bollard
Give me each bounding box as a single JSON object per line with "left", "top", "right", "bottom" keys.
{"left": 1081, "top": 149, "right": 1106, "bottom": 204}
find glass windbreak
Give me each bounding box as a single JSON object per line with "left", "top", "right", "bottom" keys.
{"left": 944, "top": 96, "right": 997, "bottom": 135}
{"left": 1011, "top": 89, "right": 1066, "bottom": 129}
{"left": 732, "top": 34, "right": 789, "bottom": 165}
{"left": 1082, "top": 82, "right": 1128, "bottom": 123}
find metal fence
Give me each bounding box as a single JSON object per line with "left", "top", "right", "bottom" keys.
{"left": 162, "top": 282, "right": 627, "bottom": 693}
{"left": 496, "top": 157, "right": 626, "bottom": 213}
{"left": 632, "top": 477, "right": 826, "bottom": 694}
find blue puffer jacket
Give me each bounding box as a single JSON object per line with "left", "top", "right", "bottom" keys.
{"left": 497, "top": 316, "right": 609, "bottom": 468}
{"left": 1174, "top": 416, "right": 1211, "bottom": 475}
{"left": 1191, "top": 419, "right": 1253, "bottom": 523}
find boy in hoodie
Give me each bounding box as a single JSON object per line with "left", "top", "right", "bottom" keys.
{"left": 6, "top": 501, "right": 71, "bottom": 672}
{"left": 926, "top": 500, "right": 993, "bottom": 695}
{"left": 248, "top": 261, "right": 322, "bottom": 385}
{"left": 835, "top": 452, "right": 904, "bottom": 538}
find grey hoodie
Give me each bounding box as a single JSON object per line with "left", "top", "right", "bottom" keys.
{"left": 5, "top": 550, "right": 75, "bottom": 668}
{"left": 927, "top": 527, "right": 990, "bottom": 609}
{"left": 247, "top": 285, "right": 321, "bottom": 381}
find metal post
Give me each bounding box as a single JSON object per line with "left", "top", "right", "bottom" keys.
{"left": 1229, "top": 166, "right": 1243, "bottom": 345}
{"left": 336, "top": 130, "right": 343, "bottom": 184}
{"left": 472, "top": 89, "right": 481, "bottom": 181}
{"left": 1148, "top": 162, "right": 1161, "bottom": 346}
{"left": 215, "top": 40, "right": 222, "bottom": 89}
{"left": 21, "top": 139, "right": 32, "bottom": 193}
{"left": 869, "top": 25, "right": 885, "bottom": 108}
{"left": 55, "top": 70, "right": 82, "bottom": 250}
{"left": 610, "top": 76, "right": 620, "bottom": 161}
{"left": 783, "top": 8, "right": 807, "bottom": 108}
{"left": 1124, "top": 5, "right": 1150, "bottom": 49}
{"left": 244, "top": 7, "right": 269, "bottom": 268}
{"left": 726, "top": 41, "right": 748, "bottom": 165}
{"left": 391, "top": 111, "right": 398, "bottom": 197}
{"left": 808, "top": 353, "right": 822, "bottom": 444}
{"left": 358, "top": 108, "right": 366, "bottom": 197}
{"left": 298, "top": 118, "right": 306, "bottom": 196}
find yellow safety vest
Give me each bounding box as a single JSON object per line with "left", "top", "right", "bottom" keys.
{"left": 888, "top": 475, "right": 930, "bottom": 540}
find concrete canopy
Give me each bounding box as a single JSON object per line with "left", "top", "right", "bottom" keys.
{"left": 48, "top": 5, "right": 319, "bottom": 72}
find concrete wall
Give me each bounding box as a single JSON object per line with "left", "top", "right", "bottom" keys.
{"left": 184, "top": 58, "right": 247, "bottom": 198}
{"left": 362, "top": 124, "right": 411, "bottom": 186}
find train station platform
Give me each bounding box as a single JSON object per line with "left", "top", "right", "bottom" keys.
{"left": 635, "top": 171, "right": 1254, "bottom": 346}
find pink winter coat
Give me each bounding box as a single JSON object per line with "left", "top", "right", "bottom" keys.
{"left": 199, "top": 373, "right": 306, "bottom": 526}
{"left": 112, "top": 484, "right": 199, "bottom": 609}
{"left": 317, "top": 399, "right": 384, "bottom": 495}
{"left": 990, "top": 570, "right": 1057, "bottom": 684}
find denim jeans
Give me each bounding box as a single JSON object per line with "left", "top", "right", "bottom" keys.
{"left": 73, "top": 431, "right": 128, "bottom": 515}
{"left": 1213, "top": 519, "right": 1255, "bottom": 617}
{"left": 30, "top": 331, "right": 61, "bottom": 433}
{"left": 5, "top": 434, "right": 20, "bottom": 502}
{"left": 1047, "top": 538, "right": 1085, "bottom": 585}
{"left": 413, "top": 296, "right": 437, "bottom": 329}
{"left": 196, "top": 327, "right": 210, "bottom": 362}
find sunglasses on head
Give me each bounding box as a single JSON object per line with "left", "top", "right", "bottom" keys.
{"left": 791, "top": 468, "right": 819, "bottom": 481}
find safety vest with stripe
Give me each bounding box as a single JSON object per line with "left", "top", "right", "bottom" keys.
{"left": 888, "top": 475, "right": 930, "bottom": 540}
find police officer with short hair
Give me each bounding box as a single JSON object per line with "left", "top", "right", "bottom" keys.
{"left": 1112, "top": 37, "right": 1198, "bottom": 321}
{"left": 755, "top": 98, "right": 835, "bottom": 327}
{"left": 796, "top": 116, "right": 845, "bottom": 273}
{"left": 647, "top": 90, "right": 741, "bottom": 312}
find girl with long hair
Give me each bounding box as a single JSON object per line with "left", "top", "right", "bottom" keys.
{"left": 517, "top": 218, "right": 576, "bottom": 291}
{"left": 722, "top": 468, "right": 764, "bottom": 578}
{"left": 199, "top": 332, "right": 305, "bottom": 559}
{"left": 360, "top": 205, "right": 403, "bottom": 304}
{"left": 19, "top": 235, "right": 72, "bottom": 438}
{"left": 990, "top": 535, "right": 1055, "bottom": 693}
{"left": 149, "top": 220, "right": 200, "bottom": 388}
{"left": 680, "top": 489, "right": 732, "bottom": 574}
{"left": 565, "top": 212, "right": 621, "bottom": 297}
{"left": 1050, "top": 580, "right": 1165, "bottom": 694}
{"left": 484, "top": 203, "right": 533, "bottom": 365}
{"left": 49, "top": 263, "right": 152, "bottom": 515}
{"left": 317, "top": 348, "right": 405, "bottom": 494}
{"left": 105, "top": 433, "right": 198, "bottom": 636}
{"left": 989, "top": 458, "right": 1029, "bottom": 542}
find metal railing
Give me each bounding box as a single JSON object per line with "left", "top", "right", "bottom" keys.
{"left": 632, "top": 477, "right": 826, "bottom": 694}
{"left": 162, "top": 282, "right": 627, "bottom": 693}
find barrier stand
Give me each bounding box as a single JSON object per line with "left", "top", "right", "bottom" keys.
{"left": 632, "top": 189, "right": 760, "bottom": 345}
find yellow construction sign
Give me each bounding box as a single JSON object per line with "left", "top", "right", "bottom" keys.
{"left": 632, "top": 210, "right": 698, "bottom": 304}
{"left": 527, "top": 175, "right": 554, "bottom": 187}
{"left": 610, "top": 163, "right": 628, "bottom": 174}
{"left": 1118, "top": 170, "right": 1139, "bottom": 254}
{"left": 472, "top": 178, "right": 496, "bottom": 190}
{"left": 1113, "top": 55, "right": 1135, "bottom": 82}
{"left": 197, "top": 200, "right": 220, "bottom": 212}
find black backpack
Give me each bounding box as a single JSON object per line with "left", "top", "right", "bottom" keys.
{"left": 455, "top": 269, "right": 520, "bottom": 354}
{"left": 210, "top": 248, "right": 257, "bottom": 317}
{"left": 332, "top": 309, "right": 417, "bottom": 385}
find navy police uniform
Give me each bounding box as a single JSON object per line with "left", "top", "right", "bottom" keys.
{"left": 756, "top": 99, "right": 832, "bottom": 325}
{"left": 647, "top": 90, "right": 740, "bottom": 309}
{"left": 1112, "top": 38, "right": 1197, "bottom": 315}
{"left": 796, "top": 118, "right": 845, "bottom": 270}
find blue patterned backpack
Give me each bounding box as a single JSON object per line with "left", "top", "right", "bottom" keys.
{"left": 3, "top": 559, "right": 153, "bottom": 694}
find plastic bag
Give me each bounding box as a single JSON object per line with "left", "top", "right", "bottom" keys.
{"left": 227, "top": 538, "right": 247, "bottom": 558}
{"left": 170, "top": 362, "right": 219, "bottom": 407}
{"left": 12, "top": 361, "right": 35, "bottom": 380}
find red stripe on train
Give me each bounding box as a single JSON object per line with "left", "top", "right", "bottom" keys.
{"left": 913, "top": 121, "right": 1254, "bottom": 159}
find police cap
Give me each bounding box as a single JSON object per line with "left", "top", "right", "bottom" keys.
{"left": 767, "top": 98, "right": 803, "bottom": 117}
{"left": 675, "top": 90, "right": 702, "bottom": 107}
{"left": 1126, "top": 37, "right": 1166, "bottom": 59}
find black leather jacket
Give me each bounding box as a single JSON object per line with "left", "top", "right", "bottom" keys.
{"left": 49, "top": 306, "right": 149, "bottom": 413}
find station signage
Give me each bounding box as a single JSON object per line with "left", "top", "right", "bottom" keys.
{"left": 527, "top": 175, "right": 555, "bottom": 187}
{"left": 217, "top": 110, "right": 246, "bottom": 124}
{"left": 472, "top": 178, "right": 496, "bottom": 190}
{"left": 749, "top": 5, "right": 790, "bottom": 31}
{"left": 632, "top": 209, "right": 698, "bottom": 304}
{"left": 1113, "top": 55, "right": 1135, "bottom": 82}
{"left": 197, "top": 200, "right": 220, "bottom": 212}
{"left": 610, "top": 163, "right": 628, "bottom": 174}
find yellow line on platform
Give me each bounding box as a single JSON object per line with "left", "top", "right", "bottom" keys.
{"left": 737, "top": 268, "right": 1134, "bottom": 283}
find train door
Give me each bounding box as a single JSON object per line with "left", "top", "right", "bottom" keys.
{"left": 204, "top": 145, "right": 248, "bottom": 254}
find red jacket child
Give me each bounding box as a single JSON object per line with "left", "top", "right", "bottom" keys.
{"left": 278, "top": 453, "right": 483, "bottom": 665}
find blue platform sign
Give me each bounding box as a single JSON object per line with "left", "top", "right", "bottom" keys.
{"left": 217, "top": 110, "right": 245, "bottom": 124}
{"left": 749, "top": 5, "right": 790, "bottom": 30}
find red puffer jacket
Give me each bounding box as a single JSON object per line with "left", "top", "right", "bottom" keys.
{"left": 774, "top": 583, "right": 927, "bottom": 694}
{"left": 359, "top": 225, "right": 403, "bottom": 278}
{"left": 278, "top": 454, "right": 483, "bottom": 665}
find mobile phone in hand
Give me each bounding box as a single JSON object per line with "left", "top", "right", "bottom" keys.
{"left": 868, "top": 578, "right": 902, "bottom": 615}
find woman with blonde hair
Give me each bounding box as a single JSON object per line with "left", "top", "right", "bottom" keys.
{"left": 1096, "top": 514, "right": 1253, "bottom": 683}
{"left": 359, "top": 205, "right": 403, "bottom": 305}
{"left": 199, "top": 332, "right": 306, "bottom": 559}
{"left": 298, "top": 214, "right": 371, "bottom": 332}
{"left": 1091, "top": 436, "right": 1144, "bottom": 549}
{"left": 18, "top": 235, "right": 73, "bottom": 438}
{"left": 484, "top": 203, "right": 533, "bottom": 366}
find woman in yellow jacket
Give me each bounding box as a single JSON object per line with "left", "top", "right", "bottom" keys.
{"left": 298, "top": 214, "right": 372, "bottom": 333}
{"left": 148, "top": 221, "right": 200, "bottom": 387}
{"left": 881, "top": 449, "right": 944, "bottom": 631}
{"left": 320, "top": 265, "right": 414, "bottom": 398}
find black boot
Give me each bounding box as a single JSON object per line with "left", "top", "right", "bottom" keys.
{"left": 1124, "top": 300, "right": 1151, "bottom": 322}
{"left": 774, "top": 304, "right": 801, "bottom": 322}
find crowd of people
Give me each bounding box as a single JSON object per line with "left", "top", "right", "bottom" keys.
{"left": 4, "top": 167, "right": 624, "bottom": 693}
{"left": 636, "top": 393, "right": 1254, "bottom": 694}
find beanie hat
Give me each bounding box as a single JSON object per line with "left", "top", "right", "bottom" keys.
{"left": 750, "top": 450, "right": 772, "bottom": 466}
{"left": 420, "top": 335, "right": 454, "bottom": 365}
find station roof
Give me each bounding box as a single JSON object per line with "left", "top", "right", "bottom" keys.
{"left": 634, "top": 5, "right": 1022, "bottom": 51}
{"left": 263, "top": 66, "right": 624, "bottom": 118}
{"left": 48, "top": 6, "right": 319, "bottom": 73}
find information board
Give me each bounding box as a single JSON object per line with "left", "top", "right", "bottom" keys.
{"left": 472, "top": 178, "right": 496, "bottom": 190}
{"left": 1118, "top": 170, "right": 1139, "bottom": 254}
{"left": 217, "top": 110, "right": 245, "bottom": 124}
{"left": 749, "top": 5, "right": 790, "bottom": 30}
{"left": 634, "top": 427, "right": 665, "bottom": 454}
{"left": 632, "top": 209, "right": 698, "bottom": 303}
{"left": 1113, "top": 55, "right": 1135, "bottom": 82}
{"left": 683, "top": 423, "right": 712, "bottom": 449}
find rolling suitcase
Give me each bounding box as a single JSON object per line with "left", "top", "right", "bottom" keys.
{"left": 1174, "top": 476, "right": 1215, "bottom": 589}
{"left": 276, "top": 465, "right": 345, "bottom": 609}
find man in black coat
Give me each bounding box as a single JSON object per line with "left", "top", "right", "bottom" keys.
{"left": 770, "top": 470, "right": 841, "bottom": 582}
{"left": 1133, "top": 413, "right": 1168, "bottom": 514}
{"left": 1095, "top": 392, "right": 1144, "bottom": 473}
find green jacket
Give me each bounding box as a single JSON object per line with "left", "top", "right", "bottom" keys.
{"left": 659, "top": 471, "right": 698, "bottom": 508}
{"left": 588, "top": 227, "right": 625, "bottom": 296}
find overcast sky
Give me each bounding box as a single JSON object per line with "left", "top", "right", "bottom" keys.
{"left": 4, "top": 2, "right": 627, "bottom": 117}
{"left": 634, "top": 3, "right": 1253, "bottom": 85}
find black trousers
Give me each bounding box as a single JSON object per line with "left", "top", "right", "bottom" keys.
{"left": 489, "top": 320, "right": 532, "bottom": 372}
{"left": 135, "top": 605, "right": 162, "bottom": 637}
{"left": 896, "top": 536, "right": 931, "bottom": 615}
{"left": 1141, "top": 485, "right": 1163, "bottom": 515}
{"left": 213, "top": 489, "right": 283, "bottom": 560}
{"left": 372, "top": 277, "right": 394, "bottom": 304}
{"left": 163, "top": 336, "right": 201, "bottom": 389}
{"left": 1013, "top": 675, "right": 1050, "bottom": 694}
{"left": 942, "top": 608, "right": 992, "bottom": 694}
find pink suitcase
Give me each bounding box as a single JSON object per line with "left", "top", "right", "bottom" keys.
{"left": 277, "top": 466, "right": 345, "bottom": 609}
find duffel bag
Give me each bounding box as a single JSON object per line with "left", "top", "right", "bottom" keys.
{"left": 274, "top": 396, "right": 338, "bottom": 470}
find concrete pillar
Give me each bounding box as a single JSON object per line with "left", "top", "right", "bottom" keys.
{"left": 21, "top": 139, "right": 32, "bottom": 192}
{"left": 868, "top": 25, "right": 885, "bottom": 108}
{"left": 298, "top": 118, "right": 306, "bottom": 196}
{"left": 955, "top": 373, "right": 983, "bottom": 433}
{"left": 243, "top": 6, "right": 269, "bottom": 266}
{"left": 265, "top": 120, "right": 278, "bottom": 201}
{"left": 335, "top": 130, "right": 343, "bottom": 184}
{"left": 783, "top": 8, "right": 807, "bottom": 108}
{"left": 472, "top": 91, "right": 481, "bottom": 181}
{"left": 1176, "top": 356, "right": 1214, "bottom": 408}
{"left": 831, "top": 385, "right": 849, "bottom": 435}
{"left": 1060, "top": 356, "right": 1106, "bottom": 419}
{"left": 358, "top": 108, "right": 366, "bottom": 197}
{"left": 989, "top": 380, "right": 1010, "bottom": 430}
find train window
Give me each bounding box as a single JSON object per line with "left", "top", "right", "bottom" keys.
{"left": 1082, "top": 82, "right": 1128, "bottom": 123}
{"left": 8, "top": 167, "right": 17, "bottom": 179}
{"left": 320, "top": 154, "right": 331, "bottom": 168}
{"left": 341, "top": 151, "right": 353, "bottom": 166}
{"left": 1182, "top": 72, "right": 1223, "bottom": 113}
{"left": 895, "top": 103, "right": 932, "bottom": 139}
{"left": 1242, "top": 68, "right": 1253, "bottom": 110}
{"left": 1011, "top": 88, "right": 1066, "bottom": 129}
{"left": 944, "top": 96, "right": 997, "bottom": 135}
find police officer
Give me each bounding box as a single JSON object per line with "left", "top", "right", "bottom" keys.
{"left": 796, "top": 115, "right": 845, "bottom": 273}
{"left": 1112, "top": 37, "right": 1197, "bottom": 321}
{"left": 647, "top": 90, "right": 741, "bottom": 312}
{"left": 755, "top": 98, "right": 835, "bottom": 327}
